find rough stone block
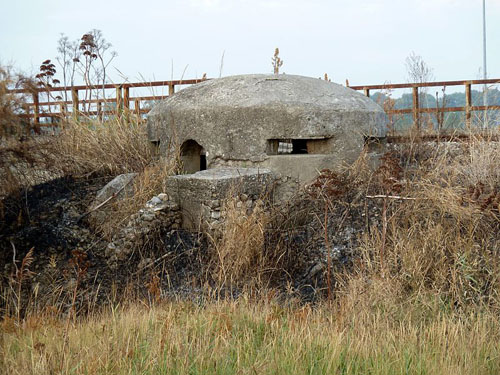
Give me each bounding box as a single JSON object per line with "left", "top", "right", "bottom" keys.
{"left": 166, "top": 167, "right": 276, "bottom": 229}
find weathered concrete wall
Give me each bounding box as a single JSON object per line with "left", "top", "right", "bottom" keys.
{"left": 165, "top": 167, "right": 276, "bottom": 230}
{"left": 147, "top": 74, "right": 387, "bottom": 185}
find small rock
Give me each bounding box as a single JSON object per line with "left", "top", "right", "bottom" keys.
{"left": 150, "top": 196, "right": 162, "bottom": 205}
{"left": 307, "top": 262, "right": 325, "bottom": 279}
{"left": 137, "top": 257, "right": 152, "bottom": 270}
{"left": 209, "top": 199, "right": 220, "bottom": 209}
{"left": 142, "top": 213, "right": 155, "bottom": 222}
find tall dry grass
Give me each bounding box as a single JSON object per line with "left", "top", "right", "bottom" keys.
{"left": 0, "top": 115, "right": 158, "bottom": 197}
{"left": 51, "top": 117, "right": 157, "bottom": 176}
{"left": 336, "top": 133, "right": 500, "bottom": 310}
{"left": 208, "top": 197, "right": 270, "bottom": 289}
{"left": 0, "top": 64, "right": 35, "bottom": 139}
{"left": 2, "top": 298, "right": 500, "bottom": 375}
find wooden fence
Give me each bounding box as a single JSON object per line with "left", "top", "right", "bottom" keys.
{"left": 9, "top": 77, "right": 500, "bottom": 129}
{"left": 348, "top": 78, "right": 500, "bottom": 129}
{"left": 10, "top": 78, "right": 208, "bottom": 127}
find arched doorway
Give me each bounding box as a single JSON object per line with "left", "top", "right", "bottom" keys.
{"left": 180, "top": 140, "right": 206, "bottom": 174}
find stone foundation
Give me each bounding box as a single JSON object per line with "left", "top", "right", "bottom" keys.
{"left": 105, "top": 193, "right": 181, "bottom": 269}
{"left": 165, "top": 167, "right": 276, "bottom": 230}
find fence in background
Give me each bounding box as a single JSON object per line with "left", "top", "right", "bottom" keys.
{"left": 348, "top": 78, "right": 500, "bottom": 130}
{"left": 9, "top": 77, "right": 500, "bottom": 132}
{"left": 9, "top": 78, "right": 208, "bottom": 127}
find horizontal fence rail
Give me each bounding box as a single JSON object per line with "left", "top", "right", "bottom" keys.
{"left": 9, "top": 77, "right": 500, "bottom": 133}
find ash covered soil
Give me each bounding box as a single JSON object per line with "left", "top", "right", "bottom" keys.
{"left": 0, "top": 173, "right": 377, "bottom": 315}
{"left": 0, "top": 176, "right": 207, "bottom": 312}
{"left": 0, "top": 176, "right": 108, "bottom": 272}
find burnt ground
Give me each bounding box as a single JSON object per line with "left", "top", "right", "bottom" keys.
{"left": 0, "top": 175, "right": 111, "bottom": 315}
{"left": 0, "top": 171, "right": 380, "bottom": 316}
{"left": 0, "top": 175, "right": 208, "bottom": 316}
{"left": 0, "top": 175, "right": 108, "bottom": 271}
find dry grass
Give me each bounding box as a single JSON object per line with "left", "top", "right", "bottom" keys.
{"left": 337, "top": 133, "right": 500, "bottom": 310}
{"left": 0, "top": 138, "right": 60, "bottom": 197}
{"left": 0, "top": 64, "right": 35, "bottom": 139}
{"left": 0, "top": 115, "right": 158, "bottom": 198}
{"left": 50, "top": 116, "right": 157, "bottom": 176}
{"left": 208, "top": 196, "right": 270, "bottom": 289}
{"left": 2, "top": 298, "right": 500, "bottom": 375}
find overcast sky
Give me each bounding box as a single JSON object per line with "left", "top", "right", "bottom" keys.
{"left": 1, "top": 0, "right": 498, "bottom": 87}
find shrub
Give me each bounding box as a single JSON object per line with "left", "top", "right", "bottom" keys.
{"left": 0, "top": 64, "right": 35, "bottom": 139}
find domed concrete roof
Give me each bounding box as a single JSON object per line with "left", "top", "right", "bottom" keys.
{"left": 147, "top": 74, "right": 387, "bottom": 163}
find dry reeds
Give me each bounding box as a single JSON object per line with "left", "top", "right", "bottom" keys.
{"left": 50, "top": 116, "right": 157, "bottom": 176}
{"left": 338, "top": 133, "right": 500, "bottom": 310}
{"left": 0, "top": 64, "right": 35, "bottom": 139}
{"left": 0, "top": 114, "right": 158, "bottom": 199}
{"left": 208, "top": 195, "right": 270, "bottom": 289}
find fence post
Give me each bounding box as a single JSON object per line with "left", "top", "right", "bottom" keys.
{"left": 168, "top": 83, "right": 175, "bottom": 96}
{"left": 123, "top": 87, "right": 130, "bottom": 109}
{"left": 135, "top": 99, "right": 141, "bottom": 119}
{"left": 97, "top": 101, "right": 102, "bottom": 120}
{"left": 71, "top": 88, "right": 79, "bottom": 121}
{"left": 59, "top": 102, "right": 67, "bottom": 125}
{"left": 412, "top": 86, "right": 420, "bottom": 130}
{"left": 116, "top": 85, "right": 123, "bottom": 117}
{"left": 32, "top": 91, "right": 40, "bottom": 134}
{"left": 123, "top": 86, "right": 130, "bottom": 122}
{"left": 465, "top": 82, "right": 472, "bottom": 128}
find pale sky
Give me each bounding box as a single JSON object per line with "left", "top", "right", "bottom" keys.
{"left": 1, "top": 0, "right": 499, "bottom": 87}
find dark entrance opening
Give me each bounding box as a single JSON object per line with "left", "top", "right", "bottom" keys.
{"left": 267, "top": 138, "right": 332, "bottom": 155}
{"left": 291, "top": 139, "right": 308, "bottom": 154}
{"left": 200, "top": 154, "right": 207, "bottom": 170}
{"left": 180, "top": 139, "right": 206, "bottom": 174}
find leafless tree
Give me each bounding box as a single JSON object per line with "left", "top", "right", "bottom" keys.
{"left": 405, "top": 51, "right": 434, "bottom": 84}
{"left": 405, "top": 52, "right": 435, "bottom": 129}
{"left": 56, "top": 30, "right": 117, "bottom": 111}
{"left": 56, "top": 34, "right": 81, "bottom": 102}
{"left": 86, "top": 29, "right": 117, "bottom": 98}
